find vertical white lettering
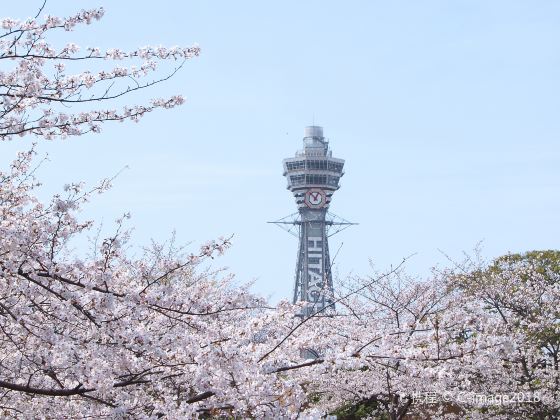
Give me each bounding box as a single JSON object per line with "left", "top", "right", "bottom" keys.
{"left": 307, "top": 236, "right": 324, "bottom": 302}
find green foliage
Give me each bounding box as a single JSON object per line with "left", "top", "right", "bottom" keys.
{"left": 488, "top": 249, "right": 560, "bottom": 283}
{"left": 451, "top": 249, "right": 560, "bottom": 296}
{"left": 454, "top": 249, "right": 560, "bottom": 419}
{"left": 331, "top": 398, "right": 384, "bottom": 420}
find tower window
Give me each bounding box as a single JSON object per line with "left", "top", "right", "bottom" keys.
{"left": 328, "top": 161, "right": 344, "bottom": 172}
{"left": 289, "top": 174, "right": 305, "bottom": 185}
{"left": 305, "top": 174, "right": 327, "bottom": 184}
{"left": 306, "top": 160, "right": 327, "bottom": 170}
{"left": 327, "top": 175, "right": 339, "bottom": 186}
{"left": 286, "top": 161, "right": 305, "bottom": 171}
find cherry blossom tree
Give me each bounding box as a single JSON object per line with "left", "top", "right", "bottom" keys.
{"left": 275, "top": 252, "right": 559, "bottom": 419}
{"left": 0, "top": 147, "right": 313, "bottom": 417}
{"left": 0, "top": 4, "right": 309, "bottom": 418}
{"left": 441, "top": 251, "right": 560, "bottom": 419}
{"left": 0, "top": 3, "right": 198, "bottom": 141}
{"left": 276, "top": 267, "right": 486, "bottom": 420}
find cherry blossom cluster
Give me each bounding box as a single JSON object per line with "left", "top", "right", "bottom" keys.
{"left": 0, "top": 7, "right": 199, "bottom": 141}
{"left": 2, "top": 8, "right": 104, "bottom": 32}
{"left": 285, "top": 255, "right": 560, "bottom": 419}
{"left": 0, "top": 148, "right": 314, "bottom": 417}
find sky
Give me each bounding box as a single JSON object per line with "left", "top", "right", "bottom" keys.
{"left": 2, "top": 1, "right": 560, "bottom": 302}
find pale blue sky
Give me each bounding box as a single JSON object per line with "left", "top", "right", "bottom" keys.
{"left": 2, "top": 1, "right": 560, "bottom": 301}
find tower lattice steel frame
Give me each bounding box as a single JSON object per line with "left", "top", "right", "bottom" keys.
{"left": 270, "top": 126, "right": 355, "bottom": 317}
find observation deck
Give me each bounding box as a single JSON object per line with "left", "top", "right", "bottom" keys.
{"left": 282, "top": 126, "right": 345, "bottom": 209}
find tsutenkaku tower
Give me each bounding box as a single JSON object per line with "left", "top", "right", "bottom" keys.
{"left": 272, "top": 126, "right": 354, "bottom": 317}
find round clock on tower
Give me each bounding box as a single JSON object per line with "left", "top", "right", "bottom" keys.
{"left": 304, "top": 189, "right": 326, "bottom": 208}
